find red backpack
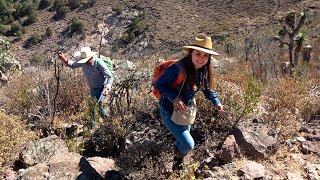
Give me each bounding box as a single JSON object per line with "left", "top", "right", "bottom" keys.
{"left": 152, "top": 59, "right": 186, "bottom": 100}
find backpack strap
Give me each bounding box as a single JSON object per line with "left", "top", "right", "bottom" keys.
{"left": 177, "top": 71, "right": 187, "bottom": 98}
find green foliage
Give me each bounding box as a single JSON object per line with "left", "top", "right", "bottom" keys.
{"left": 30, "top": 53, "right": 45, "bottom": 66}
{"left": 26, "top": 10, "right": 38, "bottom": 25}
{"left": 0, "top": 24, "right": 11, "bottom": 34}
{"left": 114, "top": 5, "right": 123, "bottom": 15}
{"left": 125, "top": 14, "right": 146, "bottom": 43}
{"left": 45, "top": 26, "right": 53, "bottom": 37}
{"left": 67, "top": 0, "right": 82, "bottom": 10}
{"left": 70, "top": 17, "right": 84, "bottom": 35}
{"left": 54, "top": 5, "right": 70, "bottom": 19}
{"left": 25, "top": 33, "right": 42, "bottom": 47}
{"left": 241, "top": 77, "right": 261, "bottom": 117}
{"left": 39, "top": 0, "right": 53, "bottom": 9}
{"left": 53, "top": 0, "right": 66, "bottom": 10}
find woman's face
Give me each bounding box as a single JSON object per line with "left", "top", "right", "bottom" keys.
{"left": 191, "top": 50, "right": 210, "bottom": 70}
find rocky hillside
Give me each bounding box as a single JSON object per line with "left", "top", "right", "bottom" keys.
{"left": 1, "top": 0, "right": 320, "bottom": 180}
{"left": 7, "top": 0, "right": 320, "bottom": 66}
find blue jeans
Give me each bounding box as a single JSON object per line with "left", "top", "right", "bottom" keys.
{"left": 159, "top": 104, "right": 195, "bottom": 155}
{"left": 90, "top": 87, "right": 109, "bottom": 128}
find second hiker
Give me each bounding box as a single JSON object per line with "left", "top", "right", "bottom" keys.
{"left": 58, "top": 47, "right": 113, "bottom": 128}
{"left": 155, "top": 34, "right": 223, "bottom": 171}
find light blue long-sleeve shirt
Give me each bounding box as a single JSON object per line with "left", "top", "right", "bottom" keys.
{"left": 67, "top": 56, "right": 113, "bottom": 90}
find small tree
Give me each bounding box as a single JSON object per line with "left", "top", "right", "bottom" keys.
{"left": 273, "top": 10, "right": 307, "bottom": 68}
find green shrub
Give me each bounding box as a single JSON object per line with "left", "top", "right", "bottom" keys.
{"left": 39, "top": 0, "right": 53, "bottom": 9}
{"left": 53, "top": 0, "right": 66, "bottom": 10}
{"left": 46, "top": 27, "right": 53, "bottom": 37}
{"left": 26, "top": 10, "right": 38, "bottom": 25}
{"left": 25, "top": 33, "right": 42, "bottom": 47}
{"left": 70, "top": 17, "right": 84, "bottom": 35}
{"left": 68, "top": 0, "right": 82, "bottom": 10}
{"left": 54, "top": 5, "right": 70, "bottom": 19}
{"left": 114, "top": 5, "right": 123, "bottom": 15}
{"left": 30, "top": 53, "right": 45, "bottom": 66}
{"left": 0, "top": 24, "right": 11, "bottom": 35}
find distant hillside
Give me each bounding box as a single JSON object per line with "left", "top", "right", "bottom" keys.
{"left": 2, "top": 0, "right": 320, "bottom": 66}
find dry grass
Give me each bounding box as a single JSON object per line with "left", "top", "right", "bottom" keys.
{"left": 0, "top": 112, "right": 36, "bottom": 174}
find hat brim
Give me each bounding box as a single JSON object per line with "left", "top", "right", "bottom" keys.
{"left": 74, "top": 52, "right": 98, "bottom": 63}
{"left": 183, "top": 46, "right": 220, "bottom": 56}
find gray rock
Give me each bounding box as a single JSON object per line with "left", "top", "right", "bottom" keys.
{"left": 20, "top": 135, "right": 69, "bottom": 166}
{"left": 231, "top": 119, "right": 278, "bottom": 159}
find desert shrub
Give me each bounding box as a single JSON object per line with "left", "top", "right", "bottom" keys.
{"left": 301, "top": 86, "right": 320, "bottom": 122}
{"left": 67, "top": 0, "right": 82, "bottom": 10}
{"left": 0, "top": 112, "right": 36, "bottom": 173}
{"left": 53, "top": 0, "right": 66, "bottom": 10}
{"left": 10, "top": 21, "right": 22, "bottom": 35}
{"left": 244, "top": 32, "right": 281, "bottom": 81}
{"left": 54, "top": 5, "right": 70, "bottom": 20}
{"left": 39, "top": 0, "right": 54, "bottom": 9}
{"left": 263, "top": 77, "right": 308, "bottom": 141}
{"left": 0, "top": 24, "right": 11, "bottom": 35}
{"left": 70, "top": 17, "right": 84, "bottom": 35}
{"left": 30, "top": 53, "right": 45, "bottom": 66}
{"left": 25, "top": 10, "right": 38, "bottom": 25}
{"left": 4, "top": 67, "right": 87, "bottom": 128}
{"left": 46, "top": 27, "right": 53, "bottom": 37}
{"left": 25, "top": 33, "right": 42, "bottom": 47}
{"left": 113, "top": 5, "right": 123, "bottom": 15}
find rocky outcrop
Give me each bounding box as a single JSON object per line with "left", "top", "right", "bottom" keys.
{"left": 231, "top": 119, "right": 278, "bottom": 159}
{"left": 5, "top": 135, "right": 116, "bottom": 180}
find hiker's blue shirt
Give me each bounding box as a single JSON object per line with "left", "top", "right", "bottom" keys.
{"left": 155, "top": 60, "right": 221, "bottom": 111}
{"left": 67, "top": 56, "right": 113, "bottom": 90}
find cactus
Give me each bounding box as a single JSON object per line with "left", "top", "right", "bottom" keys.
{"left": 273, "top": 10, "right": 308, "bottom": 68}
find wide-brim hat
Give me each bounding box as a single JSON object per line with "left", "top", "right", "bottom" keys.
{"left": 74, "top": 47, "right": 98, "bottom": 63}
{"left": 183, "top": 34, "right": 219, "bottom": 55}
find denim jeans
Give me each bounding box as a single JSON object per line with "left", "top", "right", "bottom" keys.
{"left": 159, "top": 104, "right": 195, "bottom": 155}
{"left": 90, "top": 87, "right": 109, "bottom": 128}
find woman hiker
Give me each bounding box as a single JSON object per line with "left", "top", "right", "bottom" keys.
{"left": 155, "top": 34, "right": 223, "bottom": 171}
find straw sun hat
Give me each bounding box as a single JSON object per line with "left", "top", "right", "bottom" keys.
{"left": 74, "top": 47, "right": 98, "bottom": 64}
{"left": 183, "top": 34, "right": 219, "bottom": 55}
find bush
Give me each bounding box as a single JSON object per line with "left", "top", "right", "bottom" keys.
{"left": 0, "top": 112, "right": 36, "bottom": 172}
{"left": 114, "top": 5, "right": 123, "bottom": 15}
{"left": 53, "top": 0, "right": 66, "bottom": 10}
{"left": 39, "top": 0, "right": 53, "bottom": 9}
{"left": 46, "top": 27, "right": 53, "bottom": 37}
{"left": 26, "top": 10, "right": 38, "bottom": 25}
{"left": 70, "top": 17, "right": 84, "bottom": 35}
{"left": 67, "top": 0, "right": 82, "bottom": 10}
{"left": 54, "top": 5, "right": 70, "bottom": 19}
{"left": 30, "top": 53, "right": 45, "bottom": 66}
{"left": 25, "top": 33, "right": 42, "bottom": 47}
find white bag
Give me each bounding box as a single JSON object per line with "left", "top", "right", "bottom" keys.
{"left": 171, "top": 98, "right": 197, "bottom": 125}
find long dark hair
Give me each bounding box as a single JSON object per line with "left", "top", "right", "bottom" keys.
{"left": 182, "top": 51, "right": 214, "bottom": 91}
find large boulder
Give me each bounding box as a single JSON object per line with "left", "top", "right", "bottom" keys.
{"left": 231, "top": 119, "right": 278, "bottom": 159}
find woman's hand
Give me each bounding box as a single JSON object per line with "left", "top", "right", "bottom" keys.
{"left": 173, "top": 97, "right": 186, "bottom": 111}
